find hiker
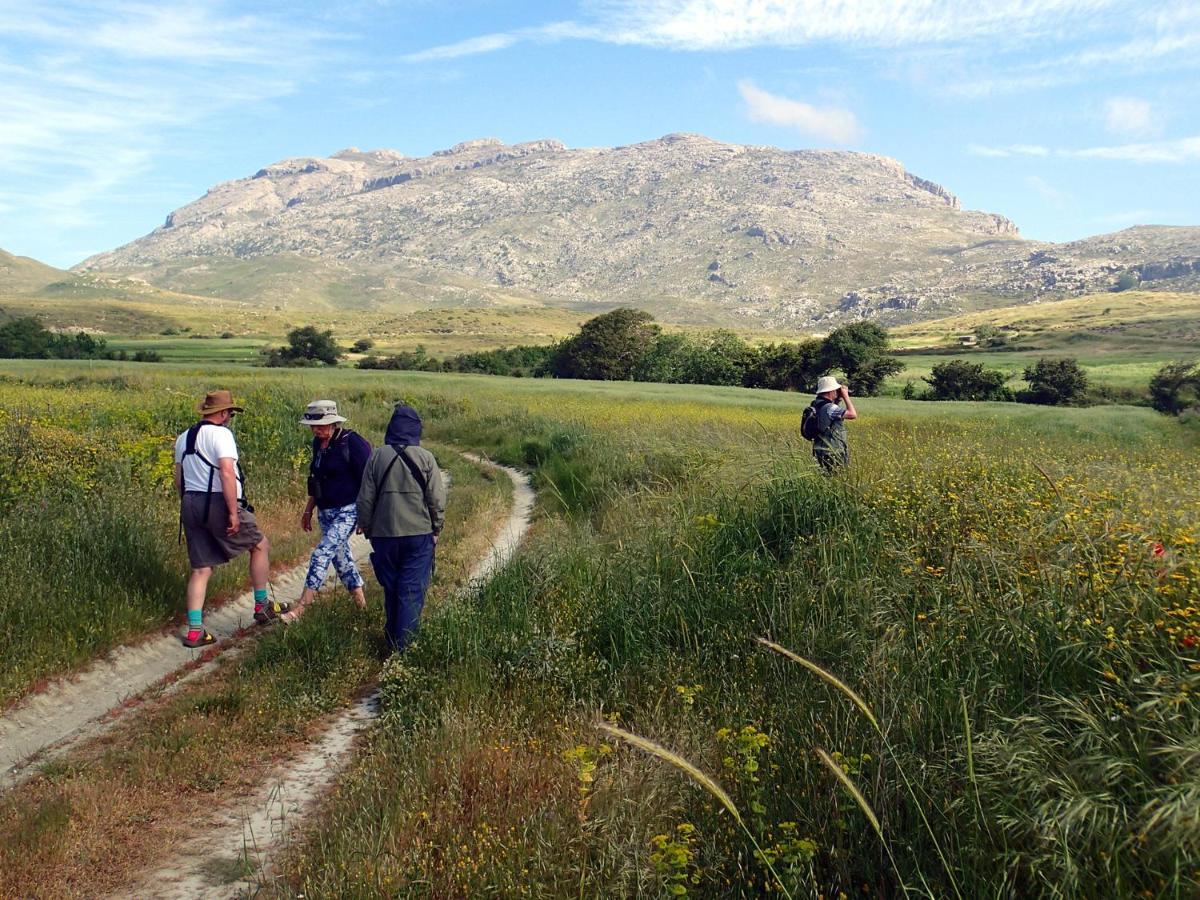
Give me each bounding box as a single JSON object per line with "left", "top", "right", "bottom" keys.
{"left": 356, "top": 403, "right": 446, "bottom": 652}
{"left": 174, "top": 390, "right": 287, "bottom": 648}
{"left": 805, "top": 376, "right": 857, "bottom": 472}
{"left": 294, "top": 399, "right": 372, "bottom": 615}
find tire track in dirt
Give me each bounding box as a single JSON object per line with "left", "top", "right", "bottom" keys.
{"left": 113, "top": 457, "right": 534, "bottom": 899}
{"left": 0, "top": 534, "right": 372, "bottom": 788}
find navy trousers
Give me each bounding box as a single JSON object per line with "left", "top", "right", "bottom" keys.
{"left": 369, "top": 534, "right": 435, "bottom": 651}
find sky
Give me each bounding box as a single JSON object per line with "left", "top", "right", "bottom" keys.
{"left": 1, "top": 0, "right": 1198, "bottom": 269}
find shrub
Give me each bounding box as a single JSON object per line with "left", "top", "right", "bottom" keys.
{"left": 1148, "top": 360, "right": 1200, "bottom": 415}
{"left": 1019, "top": 357, "right": 1089, "bottom": 406}
{"left": 263, "top": 325, "right": 344, "bottom": 367}
{"left": 924, "top": 360, "right": 1010, "bottom": 401}
{"left": 351, "top": 338, "right": 374, "bottom": 353}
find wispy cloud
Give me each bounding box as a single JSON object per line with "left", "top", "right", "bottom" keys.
{"left": 1103, "top": 96, "right": 1160, "bottom": 138}
{"left": 0, "top": 0, "right": 331, "bottom": 263}
{"left": 1027, "top": 175, "right": 1070, "bottom": 208}
{"left": 737, "top": 81, "right": 863, "bottom": 145}
{"left": 405, "top": 0, "right": 1153, "bottom": 60}
{"left": 970, "top": 136, "right": 1200, "bottom": 163}
{"left": 968, "top": 144, "right": 1049, "bottom": 158}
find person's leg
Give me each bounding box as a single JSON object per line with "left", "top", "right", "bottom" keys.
{"left": 299, "top": 508, "right": 341, "bottom": 608}
{"left": 325, "top": 506, "right": 366, "bottom": 607}
{"left": 249, "top": 534, "right": 270, "bottom": 590}
{"left": 391, "top": 534, "right": 435, "bottom": 651}
{"left": 185, "top": 566, "right": 212, "bottom": 633}
{"left": 369, "top": 538, "right": 402, "bottom": 647}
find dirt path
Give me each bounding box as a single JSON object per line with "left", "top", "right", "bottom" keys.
{"left": 114, "top": 458, "right": 534, "bottom": 899}
{"left": 0, "top": 533, "right": 372, "bottom": 787}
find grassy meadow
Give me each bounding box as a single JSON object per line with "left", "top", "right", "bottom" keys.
{"left": 0, "top": 361, "right": 1197, "bottom": 897}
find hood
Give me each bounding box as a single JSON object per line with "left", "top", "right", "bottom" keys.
{"left": 384, "top": 404, "right": 423, "bottom": 446}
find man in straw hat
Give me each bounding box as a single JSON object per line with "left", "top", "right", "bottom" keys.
{"left": 173, "top": 389, "right": 286, "bottom": 647}
{"left": 807, "top": 375, "right": 857, "bottom": 472}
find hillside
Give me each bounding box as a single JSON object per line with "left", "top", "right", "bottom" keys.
{"left": 78, "top": 133, "right": 1200, "bottom": 329}
{"left": 890, "top": 289, "right": 1200, "bottom": 354}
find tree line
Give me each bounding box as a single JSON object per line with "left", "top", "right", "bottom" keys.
{"left": 0, "top": 316, "right": 161, "bottom": 362}
{"left": 359, "top": 309, "right": 905, "bottom": 395}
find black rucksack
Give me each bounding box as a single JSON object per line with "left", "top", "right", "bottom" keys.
{"left": 800, "top": 397, "right": 833, "bottom": 441}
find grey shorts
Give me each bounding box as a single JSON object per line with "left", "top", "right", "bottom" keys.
{"left": 181, "top": 492, "right": 265, "bottom": 569}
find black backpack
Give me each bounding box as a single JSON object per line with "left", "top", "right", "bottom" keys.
{"left": 800, "top": 397, "right": 833, "bottom": 441}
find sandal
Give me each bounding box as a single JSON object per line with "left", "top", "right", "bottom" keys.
{"left": 182, "top": 629, "right": 216, "bottom": 649}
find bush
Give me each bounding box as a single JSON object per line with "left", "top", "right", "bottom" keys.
{"left": 1019, "top": 357, "right": 1089, "bottom": 406}
{"left": 924, "top": 360, "right": 1010, "bottom": 401}
{"left": 262, "top": 325, "right": 344, "bottom": 367}
{"left": 351, "top": 338, "right": 374, "bottom": 353}
{"left": 1148, "top": 360, "right": 1200, "bottom": 415}
{"left": 1113, "top": 271, "right": 1139, "bottom": 292}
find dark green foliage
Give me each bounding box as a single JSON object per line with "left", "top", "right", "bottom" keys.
{"left": 350, "top": 337, "right": 374, "bottom": 353}
{"left": 549, "top": 308, "right": 661, "bottom": 380}
{"left": 924, "top": 360, "right": 1011, "bottom": 401}
{"left": 354, "top": 310, "right": 905, "bottom": 395}
{"left": 1020, "top": 357, "right": 1090, "bottom": 405}
{"left": 0, "top": 316, "right": 125, "bottom": 360}
{"left": 744, "top": 339, "right": 824, "bottom": 391}
{"left": 1148, "top": 360, "right": 1200, "bottom": 415}
{"left": 1113, "top": 271, "right": 1139, "bottom": 292}
{"left": 263, "top": 325, "right": 344, "bottom": 367}
{"left": 819, "top": 322, "right": 904, "bottom": 396}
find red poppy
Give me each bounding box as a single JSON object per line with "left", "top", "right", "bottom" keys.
{"left": 1152, "top": 542, "right": 1166, "bottom": 557}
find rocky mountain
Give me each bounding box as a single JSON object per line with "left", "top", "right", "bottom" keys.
{"left": 77, "top": 134, "right": 1200, "bottom": 328}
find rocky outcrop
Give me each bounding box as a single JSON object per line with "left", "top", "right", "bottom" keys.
{"left": 74, "top": 135, "right": 1199, "bottom": 328}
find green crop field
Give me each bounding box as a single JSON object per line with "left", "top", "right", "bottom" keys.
{"left": 0, "top": 361, "right": 1197, "bottom": 897}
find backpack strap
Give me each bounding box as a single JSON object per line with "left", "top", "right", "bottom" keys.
{"left": 183, "top": 421, "right": 248, "bottom": 519}
{"left": 382, "top": 444, "right": 438, "bottom": 532}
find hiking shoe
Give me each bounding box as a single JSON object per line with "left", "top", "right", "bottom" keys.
{"left": 253, "top": 600, "right": 291, "bottom": 625}
{"left": 182, "top": 629, "right": 216, "bottom": 649}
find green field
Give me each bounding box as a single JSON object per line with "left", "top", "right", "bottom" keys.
{"left": 0, "top": 361, "right": 1197, "bottom": 897}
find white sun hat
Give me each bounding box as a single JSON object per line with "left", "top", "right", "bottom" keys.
{"left": 815, "top": 376, "right": 842, "bottom": 394}
{"left": 299, "top": 399, "right": 347, "bottom": 426}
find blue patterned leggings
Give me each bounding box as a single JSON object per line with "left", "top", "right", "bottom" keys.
{"left": 304, "top": 503, "right": 365, "bottom": 592}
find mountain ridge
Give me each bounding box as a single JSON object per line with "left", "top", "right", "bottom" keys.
{"left": 72, "top": 134, "right": 1200, "bottom": 328}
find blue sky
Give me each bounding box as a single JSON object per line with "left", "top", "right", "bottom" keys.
{"left": 2, "top": 0, "right": 1198, "bottom": 269}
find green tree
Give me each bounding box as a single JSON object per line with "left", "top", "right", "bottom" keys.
{"left": 819, "top": 321, "right": 904, "bottom": 396}
{"left": 0, "top": 317, "right": 54, "bottom": 358}
{"left": 1148, "top": 360, "right": 1200, "bottom": 415}
{"left": 1020, "top": 357, "right": 1089, "bottom": 406}
{"left": 1113, "top": 271, "right": 1139, "bottom": 292}
{"left": 265, "top": 326, "right": 344, "bottom": 367}
{"left": 924, "top": 360, "right": 1010, "bottom": 401}
{"left": 743, "top": 340, "right": 824, "bottom": 391}
{"left": 550, "top": 309, "right": 660, "bottom": 380}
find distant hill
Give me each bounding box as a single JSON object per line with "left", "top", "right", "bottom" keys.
{"left": 73, "top": 133, "right": 1195, "bottom": 329}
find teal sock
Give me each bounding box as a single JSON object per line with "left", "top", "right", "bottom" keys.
{"left": 187, "top": 609, "right": 203, "bottom": 633}
{"left": 254, "top": 588, "right": 268, "bottom": 610}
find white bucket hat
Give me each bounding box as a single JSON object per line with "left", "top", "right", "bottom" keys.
{"left": 299, "top": 399, "right": 346, "bottom": 426}
{"left": 815, "top": 376, "right": 842, "bottom": 395}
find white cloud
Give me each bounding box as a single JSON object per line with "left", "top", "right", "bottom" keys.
{"left": 968, "top": 144, "right": 1049, "bottom": 158}
{"left": 403, "top": 32, "right": 523, "bottom": 63}
{"left": 0, "top": 1, "right": 329, "bottom": 261}
{"left": 1066, "top": 135, "right": 1200, "bottom": 163}
{"left": 737, "top": 81, "right": 863, "bottom": 145}
{"left": 970, "top": 135, "right": 1200, "bottom": 163}
{"left": 1026, "top": 175, "right": 1070, "bottom": 208}
{"left": 1104, "top": 97, "right": 1160, "bottom": 138}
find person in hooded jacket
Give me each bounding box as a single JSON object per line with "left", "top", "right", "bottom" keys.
{"left": 356, "top": 403, "right": 447, "bottom": 651}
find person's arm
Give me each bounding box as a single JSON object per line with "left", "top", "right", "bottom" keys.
{"left": 173, "top": 462, "right": 184, "bottom": 498}
{"left": 356, "top": 454, "right": 378, "bottom": 538}
{"left": 839, "top": 386, "right": 858, "bottom": 420}
{"left": 218, "top": 457, "right": 240, "bottom": 534}
{"left": 427, "top": 460, "right": 447, "bottom": 538}
{"left": 300, "top": 497, "right": 316, "bottom": 531}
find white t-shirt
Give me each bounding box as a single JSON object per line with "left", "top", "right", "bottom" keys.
{"left": 174, "top": 423, "right": 242, "bottom": 497}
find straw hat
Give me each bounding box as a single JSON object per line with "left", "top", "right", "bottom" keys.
{"left": 815, "top": 376, "right": 842, "bottom": 395}
{"left": 197, "top": 389, "right": 244, "bottom": 415}
{"left": 299, "top": 399, "right": 347, "bottom": 426}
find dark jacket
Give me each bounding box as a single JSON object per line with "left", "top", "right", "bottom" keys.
{"left": 357, "top": 405, "right": 447, "bottom": 538}
{"left": 309, "top": 428, "right": 372, "bottom": 510}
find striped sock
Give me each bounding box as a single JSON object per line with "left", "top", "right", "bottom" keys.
{"left": 187, "top": 608, "right": 203, "bottom": 640}
{"left": 253, "top": 588, "right": 268, "bottom": 612}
